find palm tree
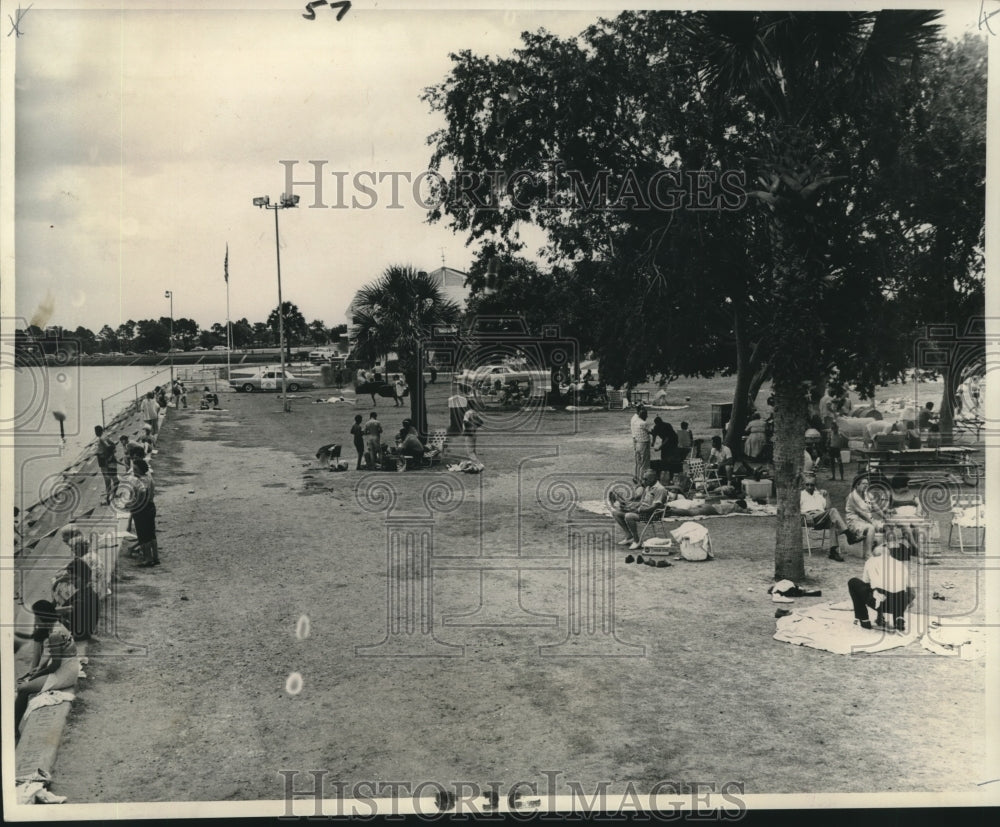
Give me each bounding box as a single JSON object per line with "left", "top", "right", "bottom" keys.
{"left": 688, "top": 10, "right": 942, "bottom": 580}
{"left": 351, "top": 266, "right": 462, "bottom": 434}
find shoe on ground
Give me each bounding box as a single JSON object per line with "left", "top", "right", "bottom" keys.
{"left": 629, "top": 541, "right": 641, "bottom": 550}
{"left": 874, "top": 614, "right": 888, "bottom": 630}
{"left": 635, "top": 555, "right": 644, "bottom": 565}
{"left": 857, "top": 619, "right": 873, "bottom": 630}
{"left": 772, "top": 593, "right": 794, "bottom": 603}
{"left": 655, "top": 560, "right": 671, "bottom": 568}
{"left": 894, "top": 617, "right": 906, "bottom": 633}
{"left": 617, "top": 539, "right": 633, "bottom": 546}
{"left": 624, "top": 555, "right": 635, "bottom": 564}
{"left": 828, "top": 550, "right": 845, "bottom": 562}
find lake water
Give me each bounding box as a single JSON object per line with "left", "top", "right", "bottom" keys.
{"left": 11, "top": 364, "right": 222, "bottom": 511}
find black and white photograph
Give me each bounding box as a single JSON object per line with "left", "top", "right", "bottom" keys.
{"left": 1, "top": 0, "right": 997, "bottom": 818}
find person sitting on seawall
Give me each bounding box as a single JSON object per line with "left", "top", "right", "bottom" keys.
{"left": 708, "top": 436, "right": 734, "bottom": 485}
{"left": 14, "top": 600, "right": 81, "bottom": 743}
{"left": 845, "top": 474, "right": 885, "bottom": 561}
{"left": 50, "top": 535, "right": 99, "bottom": 641}
{"left": 848, "top": 534, "right": 914, "bottom": 633}
{"left": 800, "top": 472, "right": 850, "bottom": 562}
{"left": 610, "top": 469, "right": 669, "bottom": 551}
{"left": 60, "top": 525, "right": 111, "bottom": 599}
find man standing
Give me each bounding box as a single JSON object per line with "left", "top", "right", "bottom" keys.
{"left": 140, "top": 391, "right": 159, "bottom": 435}
{"left": 630, "top": 405, "right": 652, "bottom": 483}
{"left": 362, "top": 412, "right": 383, "bottom": 470}
{"left": 94, "top": 425, "right": 118, "bottom": 505}
{"left": 393, "top": 375, "right": 407, "bottom": 407}
{"left": 800, "top": 472, "right": 849, "bottom": 561}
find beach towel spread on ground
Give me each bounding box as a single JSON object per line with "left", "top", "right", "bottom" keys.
{"left": 773, "top": 601, "right": 919, "bottom": 654}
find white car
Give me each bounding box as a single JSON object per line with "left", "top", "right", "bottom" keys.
{"left": 229, "top": 368, "right": 315, "bottom": 393}
{"left": 456, "top": 363, "right": 550, "bottom": 397}
{"left": 211, "top": 345, "right": 229, "bottom": 351}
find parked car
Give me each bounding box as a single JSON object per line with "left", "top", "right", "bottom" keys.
{"left": 456, "top": 363, "right": 550, "bottom": 397}
{"left": 211, "top": 345, "right": 229, "bottom": 351}
{"left": 309, "top": 346, "right": 340, "bottom": 364}
{"left": 168, "top": 347, "right": 184, "bottom": 353}
{"left": 192, "top": 346, "right": 208, "bottom": 352}
{"left": 229, "top": 368, "right": 315, "bottom": 393}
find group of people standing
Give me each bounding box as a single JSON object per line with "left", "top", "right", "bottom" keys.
{"left": 628, "top": 404, "right": 695, "bottom": 484}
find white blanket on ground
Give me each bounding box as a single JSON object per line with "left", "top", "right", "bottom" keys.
{"left": 774, "top": 601, "right": 918, "bottom": 654}
{"left": 920, "top": 625, "right": 989, "bottom": 660}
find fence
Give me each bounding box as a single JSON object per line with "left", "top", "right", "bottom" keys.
{"left": 99, "top": 367, "right": 173, "bottom": 427}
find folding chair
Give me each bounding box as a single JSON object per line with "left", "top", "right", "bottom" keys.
{"left": 424, "top": 429, "right": 448, "bottom": 467}
{"left": 949, "top": 495, "right": 985, "bottom": 552}
{"left": 800, "top": 515, "right": 829, "bottom": 557}
{"left": 635, "top": 504, "right": 668, "bottom": 546}
{"left": 685, "top": 458, "right": 710, "bottom": 496}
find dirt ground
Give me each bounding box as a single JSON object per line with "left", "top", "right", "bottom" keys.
{"left": 50, "top": 378, "right": 991, "bottom": 805}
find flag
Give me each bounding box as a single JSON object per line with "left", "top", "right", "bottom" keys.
{"left": 224, "top": 243, "right": 229, "bottom": 283}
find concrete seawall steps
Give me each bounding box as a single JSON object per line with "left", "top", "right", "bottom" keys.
{"left": 13, "top": 403, "right": 170, "bottom": 801}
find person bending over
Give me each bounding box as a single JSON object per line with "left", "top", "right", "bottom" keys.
{"left": 848, "top": 537, "right": 913, "bottom": 633}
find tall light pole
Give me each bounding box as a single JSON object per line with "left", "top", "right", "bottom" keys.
{"left": 164, "top": 289, "right": 174, "bottom": 384}
{"left": 253, "top": 193, "right": 299, "bottom": 412}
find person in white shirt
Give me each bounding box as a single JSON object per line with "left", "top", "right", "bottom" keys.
{"left": 610, "top": 470, "right": 669, "bottom": 550}
{"left": 629, "top": 405, "right": 652, "bottom": 482}
{"left": 708, "top": 436, "right": 734, "bottom": 484}
{"left": 139, "top": 391, "right": 159, "bottom": 435}
{"left": 848, "top": 537, "right": 913, "bottom": 632}
{"left": 800, "top": 472, "right": 849, "bottom": 560}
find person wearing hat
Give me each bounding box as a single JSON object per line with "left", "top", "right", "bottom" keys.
{"left": 800, "top": 472, "right": 849, "bottom": 561}
{"left": 845, "top": 474, "right": 885, "bottom": 560}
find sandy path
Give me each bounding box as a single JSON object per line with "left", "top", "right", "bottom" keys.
{"left": 51, "top": 387, "right": 989, "bottom": 804}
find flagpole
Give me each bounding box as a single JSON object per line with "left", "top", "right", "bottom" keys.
{"left": 225, "top": 243, "right": 231, "bottom": 383}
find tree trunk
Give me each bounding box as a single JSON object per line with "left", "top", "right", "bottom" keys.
{"left": 772, "top": 378, "right": 807, "bottom": 582}
{"left": 725, "top": 310, "right": 769, "bottom": 454}
{"left": 406, "top": 366, "right": 428, "bottom": 437}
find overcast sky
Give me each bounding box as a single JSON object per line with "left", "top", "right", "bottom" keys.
{"left": 12, "top": 1, "right": 983, "bottom": 334}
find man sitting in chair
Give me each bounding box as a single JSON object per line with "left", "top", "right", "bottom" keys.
{"left": 800, "top": 472, "right": 849, "bottom": 561}
{"left": 610, "top": 470, "right": 669, "bottom": 551}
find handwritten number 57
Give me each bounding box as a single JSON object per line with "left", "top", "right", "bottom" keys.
{"left": 303, "top": 1, "right": 351, "bottom": 21}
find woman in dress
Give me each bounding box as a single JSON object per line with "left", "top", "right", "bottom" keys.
{"left": 845, "top": 474, "right": 885, "bottom": 560}
{"left": 743, "top": 413, "right": 768, "bottom": 460}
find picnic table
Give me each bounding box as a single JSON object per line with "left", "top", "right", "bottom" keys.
{"left": 853, "top": 445, "right": 982, "bottom": 488}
